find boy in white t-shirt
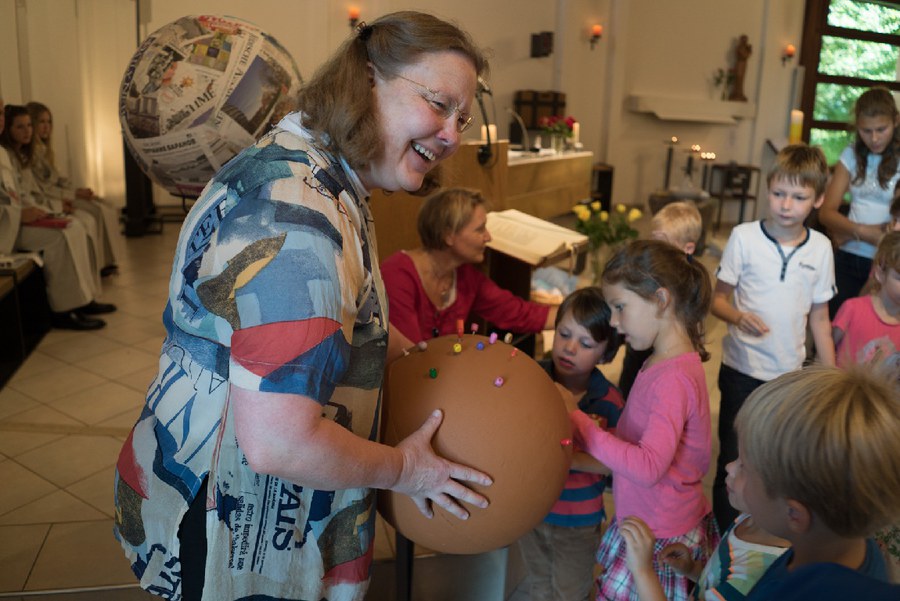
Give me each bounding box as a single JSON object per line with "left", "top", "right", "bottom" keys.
{"left": 710, "top": 145, "right": 836, "bottom": 531}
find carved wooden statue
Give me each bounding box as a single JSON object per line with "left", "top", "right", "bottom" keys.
{"left": 729, "top": 35, "right": 752, "bottom": 102}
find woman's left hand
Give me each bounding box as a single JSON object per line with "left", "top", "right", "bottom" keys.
{"left": 393, "top": 409, "right": 493, "bottom": 520}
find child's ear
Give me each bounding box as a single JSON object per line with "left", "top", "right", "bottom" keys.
{"left": 683, "top": 241, "right": 696, "bottom": 255}
{"left": 785, "top": 499, "right": 812, "bottom": 534}
{"left": 813, "top": 193, "right": 826, "bottom": 210}
{"left": 655, "top": 287, "right": 671, "bottom": 312}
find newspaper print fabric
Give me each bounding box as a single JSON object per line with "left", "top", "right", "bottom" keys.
{"left": 114, "top": 116, "right": 387, "bottom": 601}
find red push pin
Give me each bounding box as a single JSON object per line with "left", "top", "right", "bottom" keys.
{"left": 470, "top": 323, "right": 479, "bottom": 335}
{"left": 510, "top": 348, "right": 518, "bottom": 358}
{"left": 456, "top": 319, "right": 464, "bottom": 339}
{"left": 560, "top": 438, "right": 573, "bottom": 447}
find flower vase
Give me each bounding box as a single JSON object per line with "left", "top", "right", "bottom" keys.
{"left": 589, "top": 242, "right": 624, "bottom": 285}
{"left": 551, "top": 134, "right": 566, "bottom": 154}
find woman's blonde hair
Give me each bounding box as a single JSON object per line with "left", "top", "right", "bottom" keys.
{"left": 297, "top": 11, "right": 487, "bottom": 171}
{"left": 417, "top": 187, "right": 490, "bottom": 251}
{"left": 26, "top": 101, "right": 54, "bottom": 167}
{"left": 735, "top": 364, "right": 900, "bottom": 538}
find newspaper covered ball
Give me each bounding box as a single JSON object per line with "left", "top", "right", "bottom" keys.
{"left": 119, "top": 15, "right": 302, "bottom": 197}
{"left": 378, "top": 334, "right": 573, "bottom": 554}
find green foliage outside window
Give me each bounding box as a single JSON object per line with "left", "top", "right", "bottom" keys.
{"left": 809, "top": 0, "right": 900, "bottom": 164}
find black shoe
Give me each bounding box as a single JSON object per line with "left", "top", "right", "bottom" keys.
{"left": 51, "top": 311, "right": 106, "bottom": 330}
{"left": 78, "top": 300, "right": 117, "bottom": 314}
{"left": 100, "top": 265, "right": 118, "bottom": 277}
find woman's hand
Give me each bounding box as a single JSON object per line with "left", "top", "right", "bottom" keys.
{"left": 62, "top": 199, "right": 75, "bottom": 214}
{"left": 21, "top": 206, "right": 48, "bottom": 224}
{"left": 393, "top": 409, "right": 492, "bottom": 520}
{"left": 75, "top": 187, "right": 95, "bottom": 200}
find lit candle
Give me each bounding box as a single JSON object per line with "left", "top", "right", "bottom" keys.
{"left": 348, "top": 6, "right": 361, "bottom": 20}
{"left": 591, "top": 24, "right": 603, "bottom": 37}
{"left": 571, "top": 122, "right": 580, "bottom": 145}
{"left": 480, "top": 124, "right": 497, "bottom": 143}
{"left": 785, "top": 44, "right": 796, "bottom": 58}
{"left": 789, "top": 110, "right": 803, "bottom": 144}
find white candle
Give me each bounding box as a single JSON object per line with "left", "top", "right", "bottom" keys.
{"left": 480, "top": 124, "right": 497, "bottom": 142}
{"left": 572, "top": 122, "right": 580, "bottom": 145}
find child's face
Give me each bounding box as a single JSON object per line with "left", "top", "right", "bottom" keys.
{"left": 602, "top": 282, "right": 661, "bottom": 352}
{"left": 767, "top": 176, "right": 823, "bottom": 233}
{"left": 735, "top": 441, "right": 789, "bottom": 539}
{"left": 552, "top": 310, "right": 610, "bottom": 380}
{"left": 874, "top": 265, "right": 900, "bottom": 308}
{"left": 857, "top": 113, "right": 897, "bottom": 155}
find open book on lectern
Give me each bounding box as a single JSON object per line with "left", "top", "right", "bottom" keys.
{"left": 485, "top": 209, "right": 588, "bottom": 266}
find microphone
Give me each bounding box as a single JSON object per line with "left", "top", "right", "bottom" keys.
{"left": 477, "top": 76, "right": 492, "bottom": 97}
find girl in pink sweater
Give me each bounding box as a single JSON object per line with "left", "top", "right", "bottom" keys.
{"left": 567, "top": 240, "right": 720, "bottom": 601}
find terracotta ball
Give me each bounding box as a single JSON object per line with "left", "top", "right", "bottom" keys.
{"left": 378, "top": 334, "right": 572, "bottom": 554}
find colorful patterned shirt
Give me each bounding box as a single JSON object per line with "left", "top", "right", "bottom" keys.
{"left": 114, "top": 113, "right": 387, "bottom": 601}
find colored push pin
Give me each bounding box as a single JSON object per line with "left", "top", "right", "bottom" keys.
{"left": 453, "top": 343, "right": 462, "bottom": 354}
{"left": 493, "top": 376, "right": 505, "bottom": 387}
{"left": 470, "top": 323, "right": 479, "bottom": 335}
{"left": 456, "top": 319, "right": 465, "bottom": 339}
{"left": 429, "top": 368, "right": 438, "bottom": 379}
{"left": 489, "top": 332, "right": 498, "bottom": 344}
{"left": 560, "top": 438, "right": 573, "bottom": 447}
{"left": 510, "top": 348, "right": 518, "bottom": 358}
{"left": 476, "top": 341, "right": 485, "bottom": 350}
{"left": 503, "top": 333, "right": 513, "bottom": 344}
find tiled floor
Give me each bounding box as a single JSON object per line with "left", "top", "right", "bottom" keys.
{"left": 0, "top": 214, "right": 729, "bottom": 600}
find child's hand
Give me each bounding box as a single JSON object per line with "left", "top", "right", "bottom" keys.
{"left": 660, "top": 543, "right": 698, "bottom": 579}
{"left": 736, "top": 311, "right": 769, "bottom": 336}
{"left": 620, "top": 516, "right": 657, "bottom": 576}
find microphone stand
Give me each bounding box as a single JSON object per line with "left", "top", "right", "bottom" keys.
{"left": 476, "top": 90, "right": 494, "bottom": 166}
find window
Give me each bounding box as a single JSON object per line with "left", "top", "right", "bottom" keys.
{"left": 800, "top": 0, "right": 900, "bottom": 163}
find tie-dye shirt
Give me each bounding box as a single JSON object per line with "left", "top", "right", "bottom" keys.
{"left": 114, "top": 113, "right": 387, "bottom": 601}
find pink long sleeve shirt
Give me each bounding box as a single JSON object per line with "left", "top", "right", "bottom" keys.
{"left": 570, "top": 352, "right": 712, "bottom": 537}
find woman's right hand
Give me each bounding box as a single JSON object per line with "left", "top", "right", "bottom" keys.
{"left": 21, "top": 206, "right": 48, "bottom": 224}
{"left": 392, "top": 409, "right": 492, "bottom": 520}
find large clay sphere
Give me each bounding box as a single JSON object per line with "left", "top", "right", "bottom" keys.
{"left": 379, "top": 334, "right": 572, "bottom": 554}
{"left": 119, "top": 15, "right": 302, "bottom": 197}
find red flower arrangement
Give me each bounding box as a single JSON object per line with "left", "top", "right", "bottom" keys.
{"left": 538, "top": 115, "right": 577, "bottom": 137}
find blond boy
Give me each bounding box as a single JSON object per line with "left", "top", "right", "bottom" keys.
{"left": 735, "top": 365, "right": 900, "bottom": 600}
{"left": 650, "top": 201, "right": 703, "bottom": 256}
{"left": 711, "top": 145, "right": 836, "bottom": 530}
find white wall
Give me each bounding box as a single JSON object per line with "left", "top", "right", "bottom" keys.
{"left": 1, "top": 0, "right": 806, "bottom": 219}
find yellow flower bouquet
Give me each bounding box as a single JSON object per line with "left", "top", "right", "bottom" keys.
{"left": 573, "top": 202, "right": 642, "bottom": 248}
{"left": 572, "top": 202, "right": 642, "bottom": 283}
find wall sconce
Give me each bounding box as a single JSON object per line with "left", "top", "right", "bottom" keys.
{"left": 782, "top": 43, "right": 796, "bottom": 65}
{"left": 590, "top": 24, "right": 603, "bottom": 50}
{"left": 348, "top": 6, "right": 361, "bottom": 29}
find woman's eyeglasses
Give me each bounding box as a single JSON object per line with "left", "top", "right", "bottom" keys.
{"left": 394, "top": 74, "right": 475, "bottom": 133}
